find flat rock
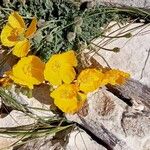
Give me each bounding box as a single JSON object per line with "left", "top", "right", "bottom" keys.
{"left": 86, "top": 22, "right": 150, "bottom": 87}
{"left": 66, "top": 130, "right": 106, "bottom": 150}
{"left": 67, "top": 22, "right": 150, "bottom": 149}
{"left": 66, "top": 88, "right": 150, "bottom": 150}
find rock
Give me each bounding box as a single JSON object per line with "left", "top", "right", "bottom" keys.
{"left": 14, "top": 128, "right": 106, "bottom": 150}
{"left": 66, "top": 23, "right": 150, "bottom": 149}
{"left": 9, "top": 86, "right": 55, "bottom": 118}
{"left": 86, "top": 22, "right": 150, "bottom": 87}
{"left": 0, "top": 97, "right": 1, "bottom": 109}
{"left": 0, "top": 137, "right": 16, "bottom": 150}
{"left": 0, "top": 110, "right": 35, "bottom": 128}
{"left": 1, "top": 12, "right": 150, "bottom": 150}
{"left": 0, "top": 110, "right": 35, "bottom": 150}
{"left": 15, "top": 135, "right": 60, "bottom": 150}
{"left": 142, "top": 138, "right": 150, "bottom": 150}
{"left": 66, "top": 87, "right": 150, "bottom": 150}
{"left": 0, "top": 87, "right": 55, "bottom": 150}
{"left": 66, "top": 130, "right": 106, "bottom": 150}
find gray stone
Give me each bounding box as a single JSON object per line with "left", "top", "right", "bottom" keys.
{"left": 66, "top": 130, "right": 106, "bottom": 150}
{"left": 87, "top": 22, "right": 150, "bottom": 87}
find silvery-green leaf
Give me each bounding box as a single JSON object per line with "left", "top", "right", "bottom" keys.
{"left": 34, "top": 31, "right": 43, "bottom": 44}
{"left": 75, "top": 26, "right": 82, "bottom": 35}
{"left": 46, "top": 34, "right": 54, "bottom": 43}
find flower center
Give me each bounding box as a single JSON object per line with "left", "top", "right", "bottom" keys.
{"left": 23, "top": 65, "right": 32, "bottom": 76}
{"left": 82, "top": 76, "right": 93, "bottom": 83}
{"left": 8, "top": 28, "right": 25, "bottom": 42}
{"left": 61, "top": 90, "right": 76, "bottom": 99}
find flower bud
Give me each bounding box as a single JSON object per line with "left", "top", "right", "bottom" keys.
{"left": 67, "top": 32, "right": 76, "bottom": 42}
{"left": 74, "top": 16, "right": 83, "bottom": 26}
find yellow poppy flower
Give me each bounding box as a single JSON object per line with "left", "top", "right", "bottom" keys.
{"left": 9, "top": 55, "right": 45, "bottom": 89}
{"left": 103, "top": 69, "right": 130, "bottom": 85}
{"left": 1, "top": 11, "right": 37, "bottom": 57}
{"left": 51, "top": 84, "right": 86, "bottom": 114}
{"left": 44, "top": 50, "right": 77, "bottom": 86}
{"left": 77, "top": 68, "right": 104, "bottom": 93}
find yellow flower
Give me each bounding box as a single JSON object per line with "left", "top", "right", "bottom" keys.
{"left": 51, "top": 84, "right": 86, "bottom": 114}
{"left": 103, "top": 69, "right": 130, "bottom": 85}
{"left": 44, "top": 50, "right": 77, "bottom": 86}
{"left": 9, "top": 55, "right": 45, "bottom": 89}
{"left": 77, "top": 68, "right": 104, "bottom": 93}
{"left": 1, "top": 11, "right": 37, "bottom": 57}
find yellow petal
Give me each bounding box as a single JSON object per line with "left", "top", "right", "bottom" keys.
{"left": 61, "top": 65, "right": 76, "bottom": 84}
{"left": 54, "top": 97, "right": 79, "bottom": 113}
{"left": 12, "top": 39, "right": 30, "bottom": 57}
{"left": 51, "top": 84, "right": 77, "bottom": 99}
{"left": 10, "top": 64, "right": 33, "bottom": 88}
{"left": 25, "top": 18, "right": 37, "bottom": 38}
{"left": 103, "top": 69, "right": 130, "bottom": 85}
{"left": 51, "top": 84, "right": 86, "bottom": 114}
{"left": 8, "top": 11, "right": 26, "bottom": 29}
{"left": 44, "top": 55, "right": 62, "bottom": 86}
{"left": 44, "top": 51, "right": 77, "bottom": 86}
{"left": 31, "top": 57, "right": 46, "bottom": 83}
{"left": 10, "top": 56, "right": 45, "bottom": 89}
{"left": 44, "top": 69, "right": 62, "bottom": 86}
{"left": 61, "top": 50, "right": 77, "bottom": 67}
{"left": 0, "top": 24, "right": 17, "bottom": 47}
{"left": 77, "top": 69, "right": 104, "bottom": 93}
{"left": 10, "top": 74, "right": 34, "bottom": 89}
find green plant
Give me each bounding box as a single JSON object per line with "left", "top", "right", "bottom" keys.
{"left": 1, "top": 0, "right": 150, "bottom": 61}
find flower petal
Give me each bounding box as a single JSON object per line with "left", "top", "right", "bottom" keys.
{"left": 61, "top": 65, "right": 76, "bottom": 84}
{"left": 10, "top": 56, "right": 45, "bottom": 89}
{"left": 51, "top": 83, "right": 77, "bottom": 99}
{"left": 30, "top": 56, "right": 45, "bottom": 82}
{"left": 77, "top": 69, "right": 104, "bottom": 93}
{"left": 51, "top": 84, "right": 86, "bottom": 113}
{"left": 0, "top": 24, "right": 17, "bottom": 47}
{"left": 10, "top": 63, "right": 33, "bottom": 88}
{"left": 102, "top": 69, "right": 130, "bottom": 85}
{"left": 8, "top": 11, "right": 26, "bottom": 29}
{"left": 44, "top": 69, "right": 62, "bottom": 86}
{"left": 25, "top": 18, "right": 37, "bottom": 38}
{"left": 44, "top": 55, "right": 62, "bottom": 86}
{"left": 12, "top": 39, "right": 30, "bottom": 57}
{"left": 61, "top": 50, "right": 77, "bottom": 67}
{"left": 44, "top": 51, "right": 77, "bottom": 86}
{"left": 54, "top": 97, "right": 80, "bottom": 113}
